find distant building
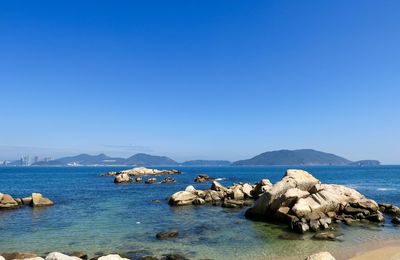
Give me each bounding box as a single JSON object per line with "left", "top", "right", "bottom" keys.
{"left": 21, "top": 155, "right": 31, "bottom": 166}
{"left": 34, "top": 156, "right": 40, "bottom": 163}
{"left": 43, "top": 157, "right": 52, "bottom": 162}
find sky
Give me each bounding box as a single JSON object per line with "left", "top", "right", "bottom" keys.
{"left": 1, "top": 1, "right": 400, "bottom": 163}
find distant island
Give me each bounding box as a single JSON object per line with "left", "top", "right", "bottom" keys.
{"left": 6, "top": 149, "right": 380, "bottom": 167}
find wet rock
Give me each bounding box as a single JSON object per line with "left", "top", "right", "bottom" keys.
{"left": 305, "top": 252, "right": 336, "bottom": 260}
{"left": 134, "top": 177, "right": 143, "bottom": 182}
{"left": 114, "top": 173, "right": 132, "bottom": 184}
{"left": 293, "top": 221, "right": 309, "bottom": 234}
{"left": 162, "top": 254, "right": 189, "bottom": 260}
{"left": 156, "top": 231, "right": 179, "bottom": 239}
{"left": 366, "top": 212, "right": 384, "bottom": 222}
{"left": 312, "top": 232, "right": 336, "bottom": 241}
{"left": 31, "top": 193, "right": 54, "bottom": 207}
{"left": 161, "top": 177, "right": 176, "bottom": 184}
{"left": 145, "top": 178, "right": 157, "bottom": 184}
{"left": 309, "top": 219, "right": 320, "bottom": 232}
{"left": 222, "top": 199, "right": 244, "bottom": 208}
{"left": 211, "top": 181, "right": 226, "bottom": 192}
{"left": 392, "top": 217, "right": 400, "bottom": 224}
{"left": 192, "top": 198, "right": 205, "bottom": 205}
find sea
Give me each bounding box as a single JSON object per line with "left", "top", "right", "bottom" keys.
{"left": 0, "top": 166, "right": 400, "bottom": 260}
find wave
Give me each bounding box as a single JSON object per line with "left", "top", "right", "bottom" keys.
{"left": 377, "top": 188, "right": 396, "bottom": 191}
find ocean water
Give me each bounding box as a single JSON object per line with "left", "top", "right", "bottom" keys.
{"left": 0, "top": 166, "right": 400, "bottom": 259}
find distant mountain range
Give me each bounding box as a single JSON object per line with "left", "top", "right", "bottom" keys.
{"left": 15, "top": 149, "right": 380, "bottom": 166}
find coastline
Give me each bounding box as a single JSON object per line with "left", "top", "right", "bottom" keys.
{"left": 334, "top": 239, "right": 400, "bottom": 260}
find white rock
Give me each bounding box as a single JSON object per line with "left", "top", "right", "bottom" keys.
{"left": 168, "top": 191, "right": 197, "bottom": 205}
{"left": 0, "top": 256, "right": 5, "bottom": 260}
{"left": 305, "top": 251, "right": 336, "bottom": 260}
{"left": 45, "top": 252, "right": 81, "bottom": 260}
{"left": 98, "top": 254, "right": 129, "bottom": 260}
{"left": 185, "top": 185, "right": 196, "bottom": 192}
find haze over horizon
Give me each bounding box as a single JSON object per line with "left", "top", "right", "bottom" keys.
{"left": 1, "top": 1, "right": 400, "bottom": 164}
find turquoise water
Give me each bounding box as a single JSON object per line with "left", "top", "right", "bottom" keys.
{"left": 1, "top": 166, "right": 400, "bottom": 259}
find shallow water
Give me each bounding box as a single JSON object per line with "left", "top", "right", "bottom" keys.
{"left": 1, "top": 166, "right": 400, "bottom": 259}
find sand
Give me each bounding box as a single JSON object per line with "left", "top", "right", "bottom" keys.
{"left": 348, "top": 245, "right": 400, "bottom": 260}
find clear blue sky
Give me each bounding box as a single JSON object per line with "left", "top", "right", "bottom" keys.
{"left": 1, "top": 1, "right": 399, "bottom": 163}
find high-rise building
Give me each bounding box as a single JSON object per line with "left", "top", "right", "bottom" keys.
{"left": 21, "top": 155, "right": 31, "bottom": 166}
{"left": 34, "top": 156, "right": 40, "bottom": 163}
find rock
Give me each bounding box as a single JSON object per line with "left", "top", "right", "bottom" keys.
{"left": 105, "top": 167, "right": 180, "bottom": 177}
{"left": 134, "top": 177, "right": 143, "bottom": 182}
{"left": 2, "top": 252, "right": 38, "bottom": 260}
{"left": 45, "top": 252, "right": 81, "bottom": 260}
{"left": 169, "top": 191, "right": 197, "bottom": 205}
{"left": 211, "top": 181, "right": 226, "bottom": 192}
{"left": 305, "top": 252, "right": 336, "bottom": 260}
{"left": 242, "top": 183, "right": 253, "bottom": 198}
{"left": 156, "top": 231, "right": 179, "bottom": 239}
{"left": 145, "top": 178, "right": 157, "bottom": 184}
{"left": 0, "top": 256, "right": 4, "bottom": 260}
{"left": 309, "top": 219, "right": 320, "bottom": 231}
{"left": 114, "top": 173, "right": 132, "bottom": 184}
{"left": 184, "top": 185, "right": 196, "bottom": 192}
{"left": 252, "top": 179, "right": 273, "bottom": 197}
{"left": 273, "top": 207, "right": 293, "bottom": 222}
{"left": 70, "top": 252, "right": 87, "bottom": 260}
{"left": 312, "top": 232, "right": 336, "bottom": 241}
{"left": 162, "top": 254, "right": 189, "bottom": 260}
{"left": 366, "top": 212, "right": 385, "bottom": 222}
{"left": 97, "top": 255, "right": 129, "bottom": 260}
{"left": 292, "top": 221, "right": 309, "bottom": 234}
{"left": 0, "top": 194, "right": 19, "bottom": 209}
{"left": 192, "top": 198, "right": 205, "bottom": 205}
{"left": 230, "top": 186, "right": 244, "bottom": 200}
{"left": 31, "top": 193, "right": 54, "bottom": 207}
{"left": 21, "top": 197, "right": 33, "bottom": 205}
{"left": 222, "top": 199, "right": 244, "bottom": 208}
{"left": 194, "top": 174, "right": 215, "bottom": 183}
{"left": 392, "top": 217, "right": 400, "bottom": 224}
{"left": 161, "top": 177, "right": 176, "bottom": 183}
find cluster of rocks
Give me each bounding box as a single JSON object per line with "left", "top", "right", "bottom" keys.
{"left": 113, "top": 174, "right": 176, "bottom": 184}
{"left": 379, "top": 203, "right": 400, "bottom": 224}
{"left": 245, "top": 169, "right": 386, "bottom": 233}
{"left": 193, "top": 174, "right": 224, "bottom": 183}
{"left": 0, "top": 192, "right": 53, "bottom": 209}
{"left": 168, "top": 179, "right": 272, "bottom": 208}
{"left": 0, "top": 251, "right": 189, "bottom": 260}
{"left": 101, "top": 167, "right": 180, "bottom": 177}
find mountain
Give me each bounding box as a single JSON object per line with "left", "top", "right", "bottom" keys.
{"left": 181, "top": 160, "right": 231, "bottom": 166}
{"left": 32, "top": 153, "right": 126, "bottom": 166}
{"left": 233, "top": 149, "right": 352, "bottom": 166}
{"left": 124, "top": 153, "right": 178, "bottom": 166}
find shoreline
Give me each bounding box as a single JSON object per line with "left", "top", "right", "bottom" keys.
{"left": 334, "top": 239, "right": 400, "bottom": 260}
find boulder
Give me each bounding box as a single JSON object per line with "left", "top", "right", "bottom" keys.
{"left": 392, "top": 217, "right": 400, "bottom": 224}
{"left": 45, "top": 252, "right": 80, "bottom": 260}
{"left": 169, "top": 191, "right": 197, "bottom": 205}
{"left": 194, "top": 174, "right": 213, "bottom": 183}
{"left": 0, "top": 194, "right": 19, "bottom": 209}
{"left": 305, "top": 252, "right": 336, "bottom": 260}
{"left": 114, "top": 173, "right": 132, "bottom": 184}
{"left": 70, "top": 252, "right": 87, "bottom": 260}
{"left": 252, "top": 179, "right": 273, "bottom": 197}
{"left": 222, "top": 199, "right": 244, "bottom": 208}
{"left": 230, "top": 186, "right": 244, "bottom": 200}
{"left": 184, "top": 185, "right": 196, "bottom": 192}
{"left": 2, "top": 252, "right": 38, "bottom": 260}
{"left": 312, "top": 232, "right": 336, "bottom": 241}
{"left": 211, "top": 181, "right": 226, "bottom": 192}
{"left": 145, "top": 178, "right": 157, "bottom": 184}
{"left": 242, "top": 183, "right": 253, "bottom": 198}
{"left": 31, "top": 193, "right": 54, "bottom": 207}
{"left": 97, "top": 255, "right": 129, "bottom": 260}
{"left": 192, "top": 198, "right": 205, "bottom": 205}
{"left": 161, "top": 177, "right": 176, "bottom": 183}
{"left": 156, "top": 231, "right": 179, "bottom": 239}
{"left": 134, "top": 177, "right": 143, "bottom": 182}
{"left": 21, "top": 197, "right": 32, "bottom": 205}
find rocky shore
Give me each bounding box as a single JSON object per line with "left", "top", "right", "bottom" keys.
{"left": 101, "top": 167, "right": 180, "bottom": 177}
{"left": 169, "top": 169, "right": 400, "bottom": 235}
{"left": 0, "top": 192, "right": 53, "bottom": 209}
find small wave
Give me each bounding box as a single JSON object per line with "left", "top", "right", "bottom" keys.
{"left": 377, "top": 188, "right": 396, "bottom": 191}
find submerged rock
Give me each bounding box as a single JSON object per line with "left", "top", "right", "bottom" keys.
{"left": 31, "top": 193, "right": 54, "bottom": 207}
{"left": 156, "top": 231, "right": 179, "bottom": 239}
{"left": 305, "top": 252, "right": 335, "bottom": 260}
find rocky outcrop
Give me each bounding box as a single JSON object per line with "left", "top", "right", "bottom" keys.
{"left": 31, "top": 193, "right": 54, "bottom": 207}
{"left": 305, "top": 252, "right": 336, "bottom": 260}
{"left": 169, "top": 180, "right": 265, "bottom": 207}
{"left": 193, "top": 174, "right": 224, "bottom": 183}
{"left": 245, "top": 169, "right": 382, "bottom": 233}
{"left": 102, "top": 167, "right": 180, "bottom": 177}
{"left": 161, "top": 177, "right": 176, "bottom": 183}
{"left": 114, "top": 173, "right": 132, "bottom": 184}
{"left": 0, "top": 193, "right": 53, "bottom": 209}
